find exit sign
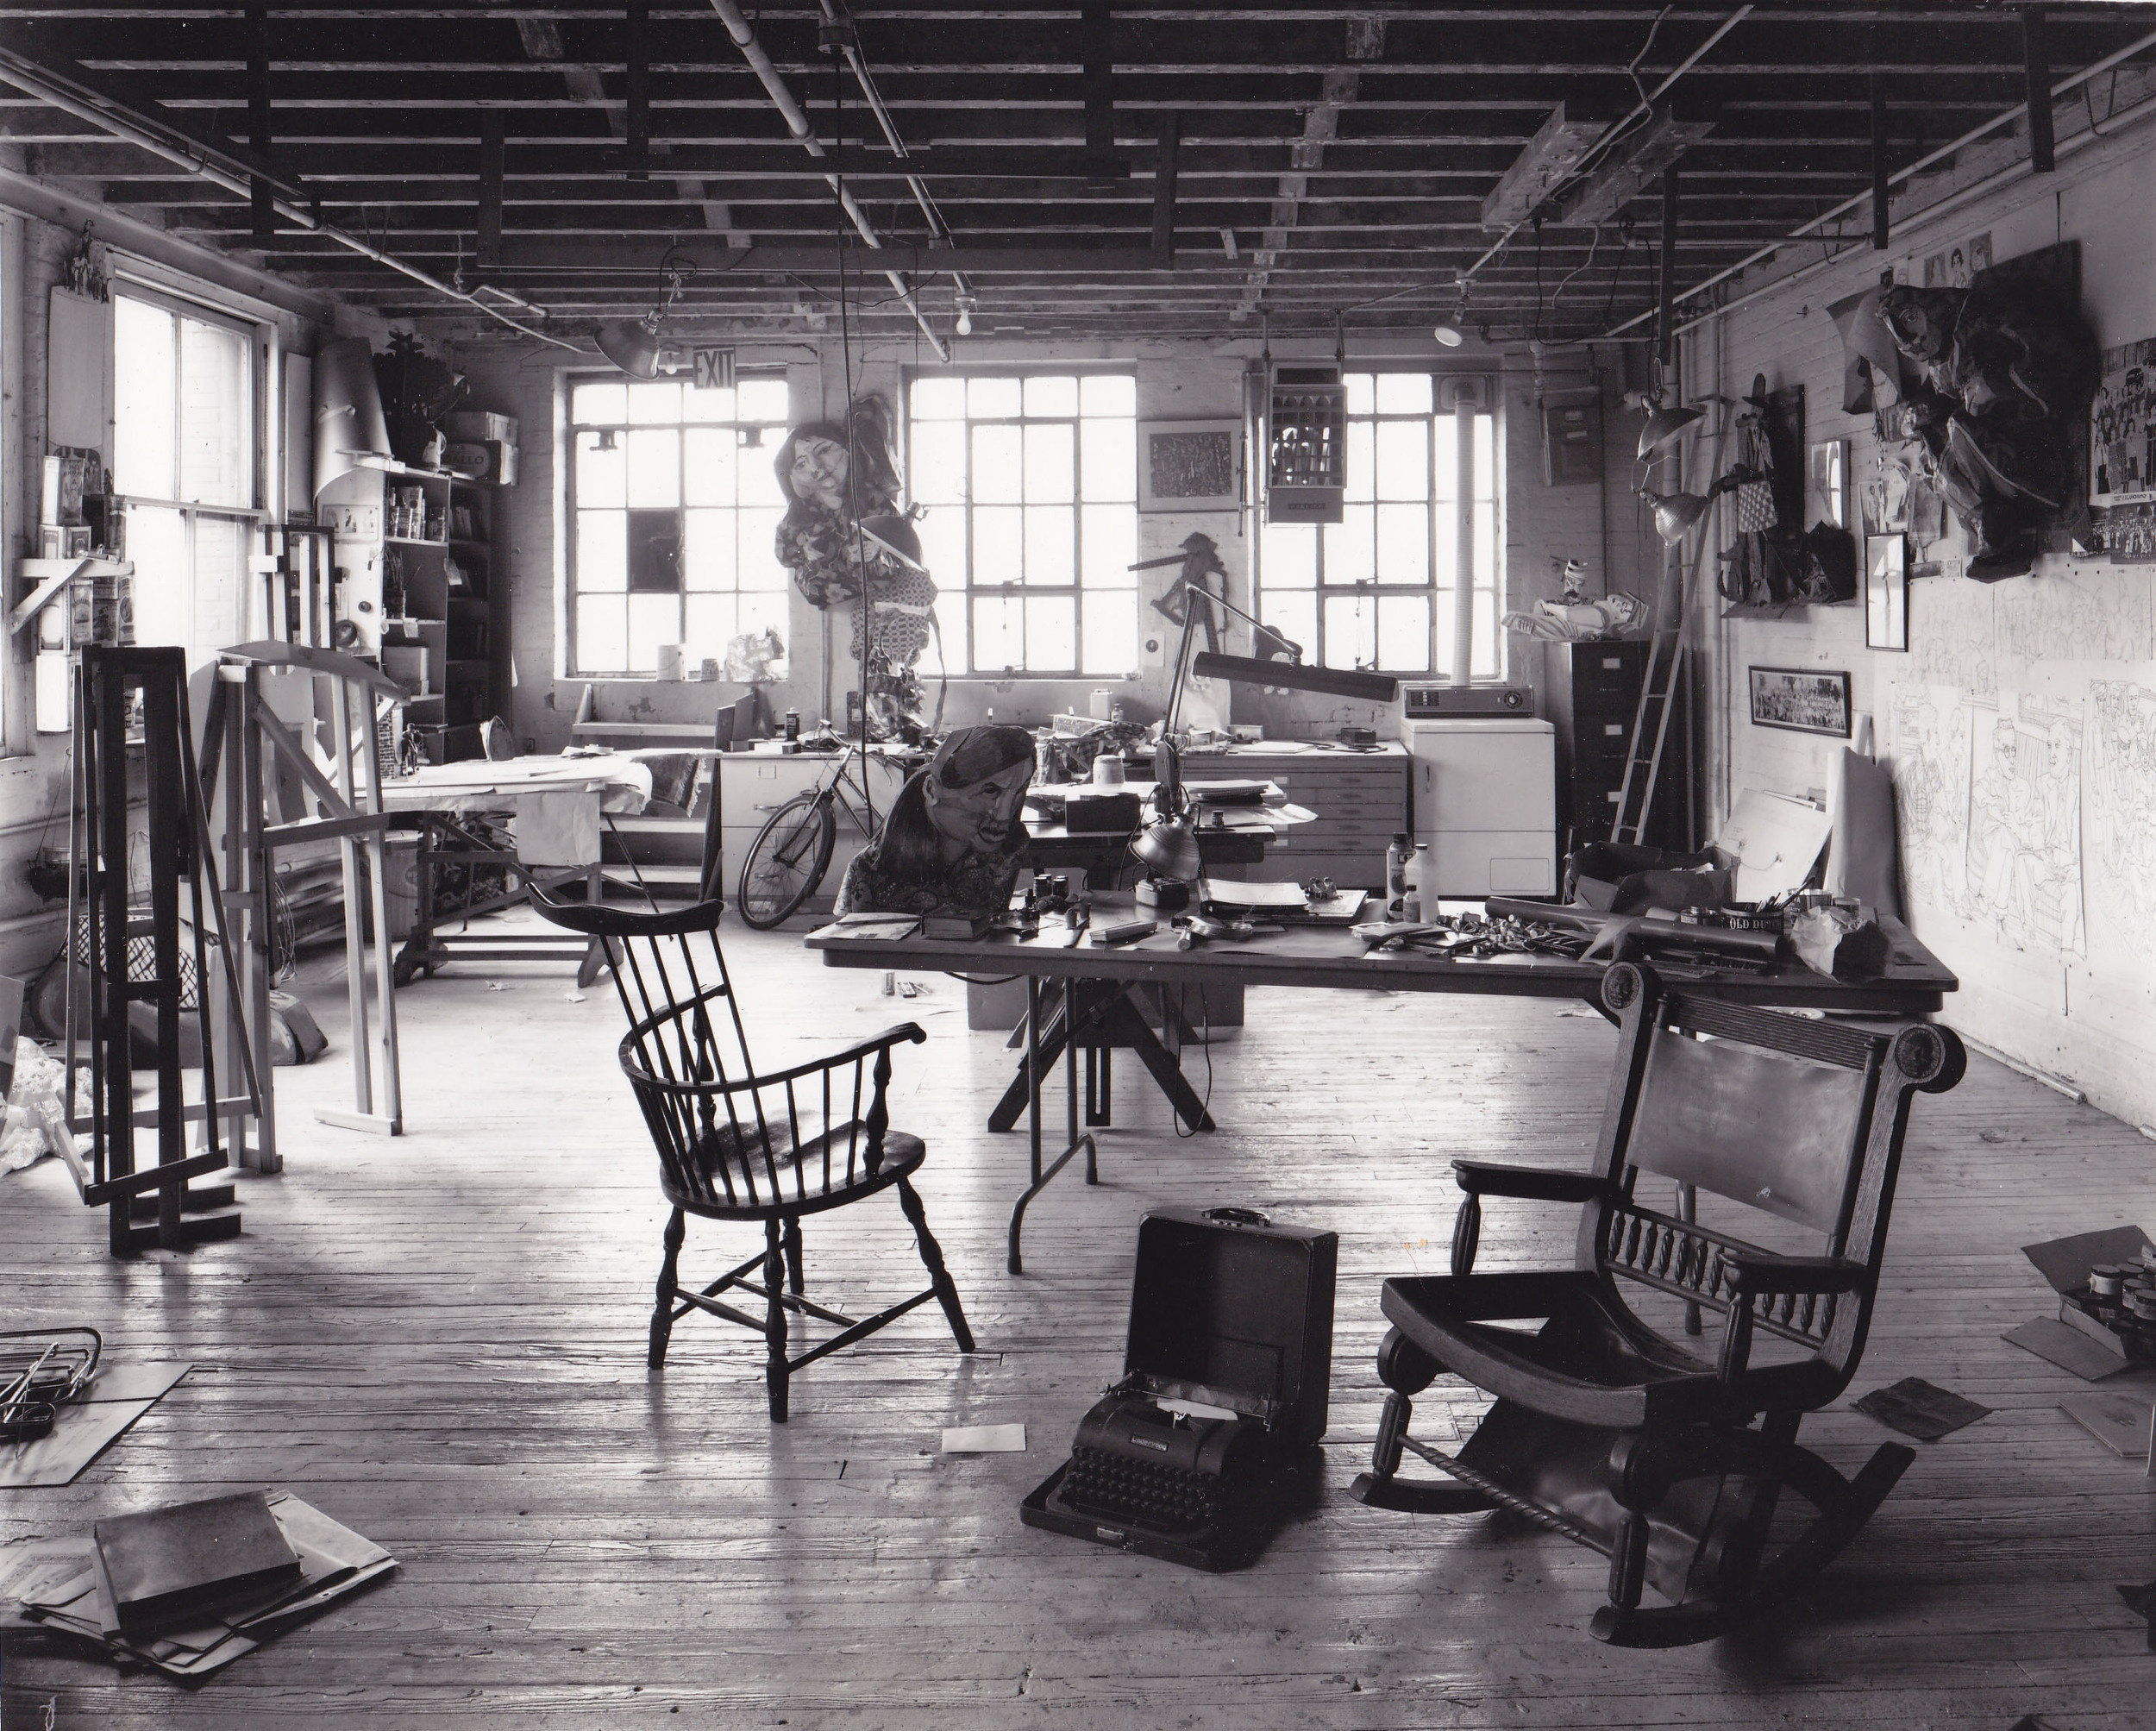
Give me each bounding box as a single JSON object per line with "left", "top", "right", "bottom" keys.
{"left": 691, "top": 347, "right": 736, "bottom": 391}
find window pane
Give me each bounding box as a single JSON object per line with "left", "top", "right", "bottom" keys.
{"left": 1376, "top": 373, "right": 1433, "bottom": 415}
{"left": 683, "top": 593, "right": 736, "bottom": 662}
{"left": 123, "top": 504, "right": 187, "bottom": 650}
{"left": 1473, "top": 501, "right": 1495, "bottom": 581}
{"left": 736, "top": 507, "right": 783, "bottom": 583}
{"left": 1081, "top": 592, "right": 1138, "bottom": 675}
{"left": 625, "top": 429, "right": 680, "bottom": 508}
{"left": 682, "top": 384, "right": 736, "bottom": 424}
{"left": 191, "top": 513, "right": 248, "bottom": 659}
{"left": 1079, "top": 373, "right": 1136, "bottom": 417}
{"left": 1324, "top": 505, "right": 1375, "bottom": 580}
{"left": 628, "top": 380, "right": 680, "bottom": 425}
{"left": 1473, "top": 587, "right": 1498, "bottom": 680}
{"left": 1436, "top": 585, "right": 1458, "bottom": 678}
{"left": 912, "top": 376, "right": 967, "bottom": 420}
{"left": 1324, "top": 593, "right": 1376, "bottom": 669}
{"left": 972, "top": 424, "right": 1022, "bottom": 502}
{"left": 577, "top": 595, "right": 628, "bottom": 671}
{"left": 1024, "top": 422, "right": 1075, "bottom": 503}
{"left": 1025, "top": 596, "right": 1075, "bottom": 670}
{"left": 683, "top": 428, "right": 736, "bottom": 506}
{"left": 1433, "top": 416, "right": 1460, "bottom": 500}
{"left": 909, "top": 423, "right": 967, "bottom": 504}
{"left": 1376, "top": 503, "right": 1430, "bottom": 583}
{"left": 573, "top": 380, "right": 627, "bottom": 423}
{"left": 1080, "top": 505, "right": 1136, "bottom": 587}
{"left": 626, "top": 593, "right": 678, "bottom": 671}
{"left": 974, "top": 593, "right": 1021, "bottom": 669}
{"left": 179, "top": 319, "right": 248, "bottom": 507}
{"left": 1377, "top": 593, "right": 1432, "bottom": 673}
{"left": 577, "top": 510, "right": 627, "bottom": 592}
{"left": 1262, "top": 590, "right": 1316, "bottom": 664}
{"left": 974, "top": 505, "right": 1023, "bottom": 578}
{"left": 1080, "top": 417, "right": 1135, "bottom": 503}
{"left": 1025, "top": 375, "right": 1079, "bottom": 417}
{"left": 1344, "top": 420, "right": 1375, "bottom": 503}
{"left": 1260, "top": 520, "right": 1316, "bottom": 588}
{"left": 683, "top": 508, "right": 736, "bottom": 591}
{"left": 114, "top": 298, "right": 177, "bottom": 498}
{"left": 576, "top": 433, "right": 626, "bottom": 508}
{"left": 1025, "top": 505, "right": 1075, "bottom": 584}
{"left": 1435, "top": 501, "right": 1459, "bottom": 589}
{"left": 736, "top": 377, "right": 791, "bottom": 422}
{"left": 1344, "top": 373, "right": 1375, "bottom": 416}
{"left": 1473, "top": 413, "right": 1495, "bottom": 499}
{"left": 738, "top": 447, "right": 785, "bottom": 507}
{"left": 1375, "top": 419, "right": 1429, "bottom": 500}
{"left": 917, "top": 507, "right": 966, "bottom": 590}
{"left": 968, "top": 375, "right": 1022, "bottom": 418}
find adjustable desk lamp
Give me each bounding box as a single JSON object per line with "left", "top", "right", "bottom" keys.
{"left": 1131, "top": 568, "right": 1399, "bottom": 911}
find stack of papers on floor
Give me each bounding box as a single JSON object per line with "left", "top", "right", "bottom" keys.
{"left": 2, "top": 1489, "right": 394, "bottom": 1678}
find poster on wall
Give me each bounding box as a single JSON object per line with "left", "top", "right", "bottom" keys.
{"left": 2090, "top": 337, "right": 2156, "bottom": 506}
{"left": 1920, "top": 231, "right": 1991, "bottom": 290}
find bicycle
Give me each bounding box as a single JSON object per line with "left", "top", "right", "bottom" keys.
{"left": 735, "top": 746, "right": 917, "bottom": 929}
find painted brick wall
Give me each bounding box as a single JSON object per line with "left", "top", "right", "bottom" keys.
{"left": 1698, "top": 110, "right": 2156, "bottom": 1130}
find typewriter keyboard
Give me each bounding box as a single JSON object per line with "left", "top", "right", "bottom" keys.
{"left": 1061, "top": 1445, "right": 1225, "bottom": 1533}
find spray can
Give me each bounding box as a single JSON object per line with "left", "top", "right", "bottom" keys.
{"left": 1386, "top": 833, "right": 1412, "bottom": 919}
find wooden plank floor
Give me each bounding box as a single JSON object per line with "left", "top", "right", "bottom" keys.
{"left": 3, "top": 911, "right": 2153, "bottom": 1728}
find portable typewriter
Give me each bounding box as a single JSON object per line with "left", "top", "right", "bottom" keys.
{"left": 1023, "top": 1207, "right": 1337, "bottom": 1571}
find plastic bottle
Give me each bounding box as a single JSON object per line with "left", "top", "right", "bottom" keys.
{"left": 1409, "top": 843, "right": 1432, "bottom": 917}
{"left": 1386, "top": 834, "right": 1412, "bottom": 919}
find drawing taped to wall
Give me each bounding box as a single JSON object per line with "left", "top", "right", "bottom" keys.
{"left": 1994, "top": 569, "right": 2153, "bottom": 681}
{"left": 1890, "top": 683, "right": 1973, "bottom": 916}
{"left": 2086, "top": 680, "right": 2156, "bottom": 963}
{"left": 1138, "top": 421, "right": 1243, "bottom": 511}
{"left": 2090, "top": 336, "right": 2156, "bottom": 507}
{"left": 1965, "top": 692, "right": 2085, "bottom": 956}
{"left": 1749, "top": 666, "right": 1852, "bottom": 737}
{"left": 1909, "top": 578, "right": 1997, "bottom": 697}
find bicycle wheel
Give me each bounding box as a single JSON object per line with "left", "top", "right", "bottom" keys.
{"left": 736, "top": 793, "right": 837, "bottom": 928}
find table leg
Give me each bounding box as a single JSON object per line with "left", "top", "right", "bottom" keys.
{"left": 1006, "top": 973, "right": 1099, "bottom": 1276}
{"left": 992, "top": 979, "right": 1211, "bottom": 1134}
{"left": 988, "top": 985, "right": 1076, "bottom": 1132}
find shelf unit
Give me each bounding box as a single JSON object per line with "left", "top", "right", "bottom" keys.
{"left": 320, "top": 459, "right": 510, "bottom": 762}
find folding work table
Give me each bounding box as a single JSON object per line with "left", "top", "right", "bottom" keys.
{"left": 807, "top": 899, "right": 1959, "bottom": 1272}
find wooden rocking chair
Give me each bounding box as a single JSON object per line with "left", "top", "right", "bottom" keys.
{"left": 1351, "top": 962, "right": 1965, "bottom": 1646}
{"left": 534, "top": 892, "right": 974, "bottom": 1421}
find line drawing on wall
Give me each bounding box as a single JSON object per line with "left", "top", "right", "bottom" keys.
{"left": 1994, "top": 569, "right": 2153, "bottom": 681}
{"left": 1890, "top": 683, "right": 1973, "bottom": 918}
{"left": 1908, "top": 579, "right": 1997, "bottom": 698}
{"left": 2086, "top": 680, "right": 2156, "bottom": 964}
{"left": 1965, "top": 692, "right": 2086, "bottom": 956}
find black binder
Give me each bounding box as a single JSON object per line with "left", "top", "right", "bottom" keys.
{"left": 1021, "top": 1206, "right": 1337, "bottom": 1571}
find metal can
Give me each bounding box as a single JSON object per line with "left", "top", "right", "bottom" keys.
{"left": 1386, "top": 834, "right": 1411, "bottom": 916}
{"left": 784, "top": 708, "right": 800, "bottom": 741}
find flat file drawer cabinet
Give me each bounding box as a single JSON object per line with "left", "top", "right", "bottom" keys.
{"left": 1544, "top": 642, "right": 1689, "bottom": 851}
{"left": 1179, "top": 745, "right": 1409, "bottom": 887}
{"left": 718, "top": 751, "right": 911, "bottom": 914}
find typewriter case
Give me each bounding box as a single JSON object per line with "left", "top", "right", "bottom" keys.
{"left": 1021, "top": 1207, "right": 1338, "bottom": 1570}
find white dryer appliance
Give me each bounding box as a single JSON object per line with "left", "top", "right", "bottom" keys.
{"left": 1400, "top": 688, "right": 1557, "bottom": 896}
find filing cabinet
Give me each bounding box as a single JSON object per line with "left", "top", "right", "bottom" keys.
{"left": 1179, "top": 744, "right": 1409, "bottom": 887}
{"left": 1544, "top": 642, "right": 1689, "bottom": 852}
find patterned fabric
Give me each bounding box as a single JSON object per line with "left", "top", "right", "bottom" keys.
{"left": 833, "top": 838, "right": 1026, "bottom": 921}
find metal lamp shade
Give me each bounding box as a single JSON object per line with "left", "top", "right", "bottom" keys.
{"left": 859, "top": 513, "right": 927, "bottom": 572}
{"left": 1131, "top": 814, "right": 1202, "bottom": 883}
{"left": 1639, "top": 486, "right": 1710, "bottom": 544}
{"left": 595, "top": 318, "right": 661, "bottom": 379}
{"left": 1635, "top": 400, "right": 1704, "bottom": 461}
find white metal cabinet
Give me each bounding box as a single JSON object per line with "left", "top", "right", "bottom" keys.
{"left": 718, "top": 751, "right": 909, "bottom": 913}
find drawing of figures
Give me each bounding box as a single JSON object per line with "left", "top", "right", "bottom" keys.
{"left": 1964, "top": 693, "right": 2087, "bottom": 955}
{"left": 1890, "top": 686, "right": 1971, "bottom": 914}
{"left": 2086, "top": 681, "right": 2156, "bottom": 963}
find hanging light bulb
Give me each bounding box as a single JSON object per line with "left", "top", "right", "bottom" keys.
{"left": 955, "top": 292, "right": 976, "bottom": 337}
{"left": 1432, "top": 322, "right": 1464, "bottom": 348}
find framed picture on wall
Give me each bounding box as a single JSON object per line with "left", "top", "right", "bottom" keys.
{"left": 1808, "top": 439, "right": 1848, "bottom": 529}
{"left": 1865, "top": 535, "right": 1908, "bottom": 651}
{"left": 1748, "top": 666, "right": 1852, "bottom": 737}
{"left": 1138, "top": 420, "right": 1244, "bottom": 511}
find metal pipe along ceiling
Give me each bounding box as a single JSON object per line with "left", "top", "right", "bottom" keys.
{"left": 0, "top": 42, "right": 581, "bottom": 351}
{"left": 705, "top": 0, "right": 951, "bottom": 361}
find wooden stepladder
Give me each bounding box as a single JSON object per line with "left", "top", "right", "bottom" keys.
{"left": 65, "top": 648, "right": 263, "bottom": 1254}
{"left": 199, "top": 642, "right": 405, "bottom": 1144}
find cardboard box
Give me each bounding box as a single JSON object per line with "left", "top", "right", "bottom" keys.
{"left": 445, "top": 411, "right": 519, "bottom": 444}
{"left": 382, "top": 644, "right": 429, "bottom": 694}
{"left": 444, "top": 441, "right": 516, "bottom": 486}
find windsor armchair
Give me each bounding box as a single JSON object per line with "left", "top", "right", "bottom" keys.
{"left": 1351, "top": 961, "right": 1965, "bottom": 1646}
{"left": 532, "top": 891, "right": 973, "bottom": 1420}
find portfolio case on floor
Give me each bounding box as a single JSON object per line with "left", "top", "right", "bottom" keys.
{"left": 1021, "top": 1207, "right": 1337, "bottom": 1571}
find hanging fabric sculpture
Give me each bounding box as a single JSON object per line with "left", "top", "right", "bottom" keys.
{"left": 1875, "top": 279, "right": 2098, "bottom": 580}
{"left": 772, "top": 395, "right": 937, "bottom": 670}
